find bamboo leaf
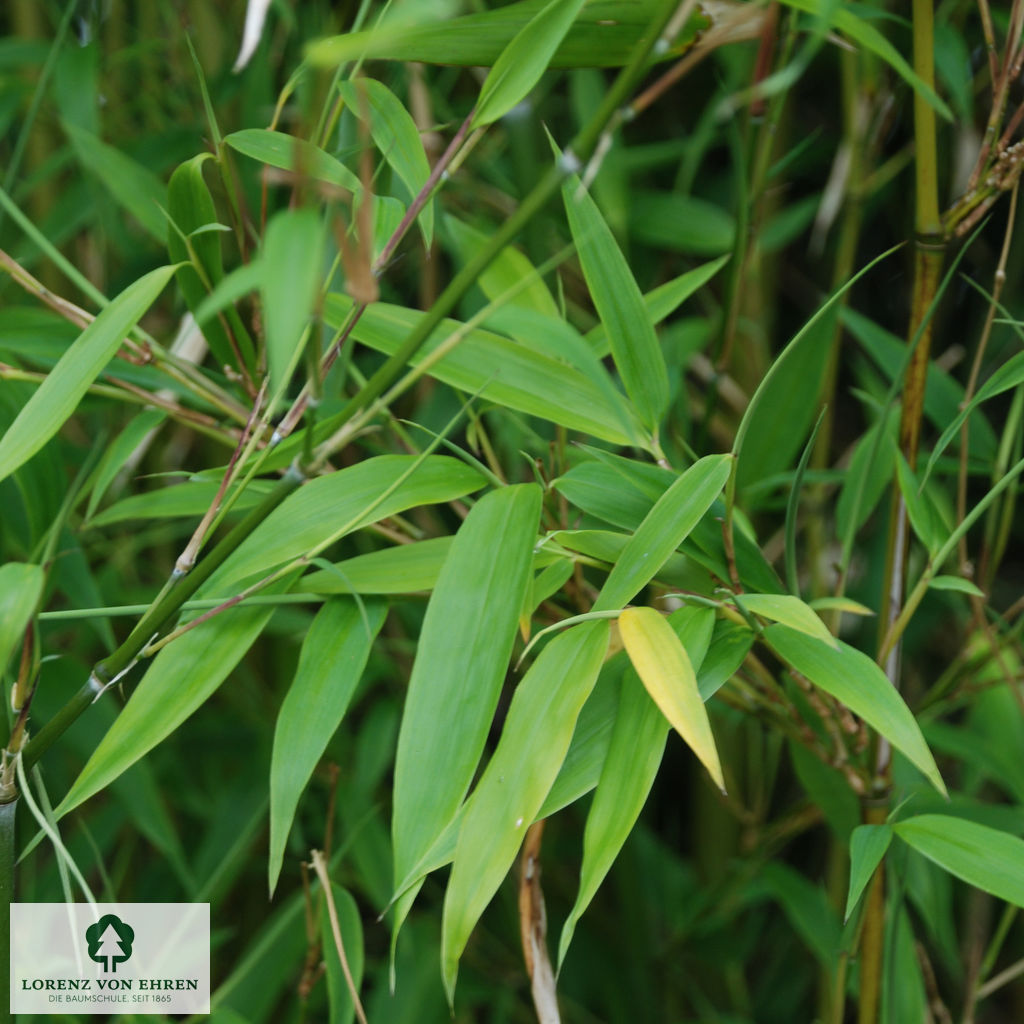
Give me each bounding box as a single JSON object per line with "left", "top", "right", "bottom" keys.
{"left": 323, "top": 295, "right": 649, "bottom": 446}
{"left": 209, "top": 455, "right": 485, "bottom": 591}
{"left": 302, "top": 538, "right": 454, "bottom": 595}
{"left": 737, "top": 593, "right": 836, "bottom": 647}
{"left": 894, "top": 815, "right": 1024, "bottom": 908}
{"left": 558, "top": 605, "right": 714, "bottom": 967}
{"left": 338, "top": 78, "right": 434, "bottom": 246}
{"left": 0, "top": 265, "right": 177, "bottom": 485}
{"left": 84, "top": 409, "right": 166, "bottom": 522}
{"left": 0, "top": 563, "right": 44, "bottom": 675}
{"left": 560, "top": 153, "right": 668, "bottom": 434}
{"left": 168, "top": 154, "right": 254, "bottom": 374}
{"left": 261, "top": 208, "right": 325, "bottom": 401}
{"left": 446, "top": 217, "right": 558, "bottom": 318}
{"left": 441, "top": 620, "right": 609, "bottom": 1002}
{"left": 928, "top": 575, "right": 985, "bottom": 597}
{"left": 619, "top": 607, "right": 725, "bottom": 791}
{"left": 585, "top": 255, "right": 730, "bottom": 357}
{"left": 269, "top": 599, "right": 387, "bottom": 894}
{"left": 777, "top": 0, "right": 952, "bottom": 120}
{"left": 845, "top": 824, "right": 892, "bottom": 920}
{"left": 922, "top": 349, "right": 1024, "bottom": 486}
{"left": 474, "top": 0, "right": 588, "bottom": 128}
{"left": 320, "top": 882, "right": 365, "bottom": 1024}
{"left": 89, "top": 478, "right": 274, "bottom": 528}
{"left": 64, "top": 121, "right": 167, "bottom": 240}
{"left": 764, "top": 624, "right": 946, "bottom": 795}
{"left": 593, "top": 454, "right": 732, "bottom": 612}
{"left": 307, "top": 0, "right": 710, "bottom": 69}
{"left": 56, "top": 575, "right": 300, "bottom": 819}
{"left": 392, "top": 486, "right": 542, "bottom": 905}
{"left": 225, "top": 128, "right": 360, "bottom": 192}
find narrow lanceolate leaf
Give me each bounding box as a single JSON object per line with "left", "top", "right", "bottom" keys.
{"left": 337, "top": 79, "right": 434, "bottom": 246}
{"left": 168, "top": 154, "right": 254, "bottom": 375}
{"left": 557, "top": 669, "right": 666, "bottom": 968}
{"left": 845, "top": 825, "right": 892, "bottom": 921}
{"left": 561, "top": 158, "right": 668, "bottom": 434}
{"left": 269, "top": 599, "right": 387, "bottom": 894}
{"left": 738, "top": 593, "right": 836, "bottom": 647}
{"left": 301, "top": 537, "right": 454, "bottom": 595}
{"left": 323, "top": 295, "right": 648, "bottom": 446}
{"left": 473, "top": 0, "right": 588, "bottom": 128}
{"left": 208, "top": 455, "right": 485, "bottom": 592}
{"left": 593, "top": 454, "right": 732, "bottom": 612}
{"left": 56, "top": 575, "right": 300, "bottom": 819}
{"left": 225, "top": 129, "right": 361, "bottom": 192}
{"left": 0, "top": 563, "right": 44, "bottom": 675}
{"left": 619, "top": 607, "right": 725, "bottom": 791}
{"left": 0, "top": 265, "right": 177, "bottom": 484}
{"left": 307, "top": 0, "right": 712, "bottom": 69}
{"left": 392, "top": 486, "right": 542, "bottom": 901}
{"left": 894, "top": 815, "right": 1024, "bottom": 908}
{"left": 764, "top": 624, "right": 946, "bottom": 795}
{"left": 441, "top": 620, "right": 610, "bottom": 1003}
{"left": 262, "top": 208, "right": 325, "bottom": 403}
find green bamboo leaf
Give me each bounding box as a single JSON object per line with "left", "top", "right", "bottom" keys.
{"left": 777, "top": 0, "right": 952, "bottom": 120}
{"left": 474, "top": 0, "right": 588, "bottom": 128}
{"left": 337, "top": 78, "right": 434, "bottom": 247}
{"left": 894, "top": 815, "right": 1024, "bottom": 908}
{"left": 446, "top": 217, "right": 559, "bottom": 318}
{"left": 630, "top": 190, "right": 736, "bottom": 256}
{"left": 56, "top": 574, "right": 300, "bottom": 819}
{"left": 64, "top": 121, "right": 167, "bottom": 240}
{"left": 593, "top": 454, "right": 732, "bottom": 612}
{"left": 558, "top": 605, "right": 714, "bottom": 967}
{"left": 269, "top": 598, "right": 387, "bottom": 894}
{"left": 845, "top": 824, "right": 893, "bottom": 920}
{"left": 320, "top": 882, "right": 365, "bottom": 1024}
{"left": 225, "top": 128, "right": 361, "bottom": 192}
{"left": 441, "top": 619, "right": 609, "bottom": 1002}
{"left": 84, "top": 409, "right": 166, "bottom": 522}
{"left": 209, "top": 455, "right": 485, "bottom": 592}
{"left": 262, "top": 208, "right": 325, "bottom": 402}
{"left": 392, "top": 485, "right": 542, "bottom": 903}
{"left": 168, "top": 154, "right": 254, "bottom": 375}
{"left": 737, "top": 593, "right": 836, "bottom": 647}
{"left": 764, "top": 624, "right": 946, "bottom": 795}
{"left": 928, "top": 575, "right": 985, "bottom": 597}
{"left": 89, "top": 478, "right": 275, "bottom": 528}
{"left": 558, "top": 668, "right": 665, "bottom": 967}
{"left": 323, "top": 295, "right": 648, "bottom": 446}
{"left": 0, "top": 563, "right": 44, "bottom": 675}
{"left": 560, "top": 156, "right": 668, "bottom": 434}
{"left": 895, "top": 453, "right": 945, "bottom": 557}
{"left": 0, "top": 265, "right": 177, "bottom": 484}
{"left": 697, "top": 620, "right": 754, "bottom": 699}
{"left": 922, "top": 349, "right": 1024, "bottom": 486}
{"left": 585, "top": 255, "right": 730, "bottom": 357}
{"left": 307, "top": 0, "right": 710, "bottom": 69}
{"left": 619, "top": 607, "right": 724, "bottom": 790}
{"left": 302, "top": 538, "right": 454, "bottom": 595}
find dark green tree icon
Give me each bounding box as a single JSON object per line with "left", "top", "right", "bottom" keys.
{"left": 85, "top": 914, "right": 135, "bottom": 973}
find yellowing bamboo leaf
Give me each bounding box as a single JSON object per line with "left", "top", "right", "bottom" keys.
{"left": 619, "top": 606, "right": 725, "bottom": 791}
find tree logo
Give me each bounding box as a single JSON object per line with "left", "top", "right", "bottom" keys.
{"left": 85, "top": 914, "right": 135, "bottom": 973}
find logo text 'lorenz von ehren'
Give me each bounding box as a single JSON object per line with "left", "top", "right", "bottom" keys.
{"left": 85, "top": 913, "right": 135, "bottom": 972}
{"left": 11, "top": 902, "right": 211, "bottom": 1014}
